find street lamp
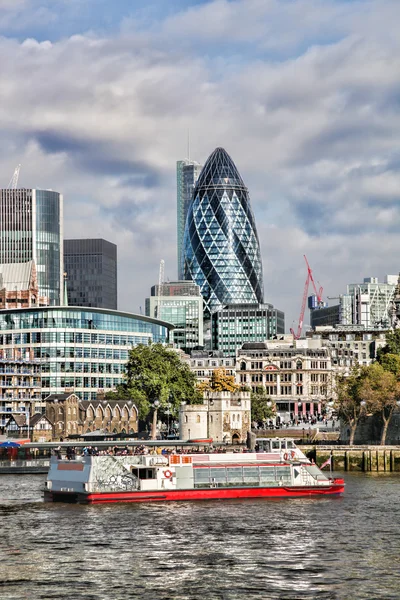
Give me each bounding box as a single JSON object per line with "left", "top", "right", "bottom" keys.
{"left": 151, "top": 399, "right": 160, "bottom": 440}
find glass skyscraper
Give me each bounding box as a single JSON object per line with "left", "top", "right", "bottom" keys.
{"left": 64, "top": 238, "right": 117, "bottom": 309}
{"left": 0, "top": 189, "right": 63, "bottom": 305}
{"left": 177, "top": 159, "right": 202, "bottom": 280}
{"left": 183, "top": 147, "right": 264, "bottom": 317}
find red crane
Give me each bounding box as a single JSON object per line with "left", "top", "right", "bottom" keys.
{"left": 290, "top": 255, "right": 323, "bottom": 340}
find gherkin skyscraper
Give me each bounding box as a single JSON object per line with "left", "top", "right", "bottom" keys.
{"left": 183, "top": 147, "right": 264, "bottom": 317}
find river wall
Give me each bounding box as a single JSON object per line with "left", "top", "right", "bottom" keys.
{"left": 307, "top": 446, "right": 400, "bottom": 472}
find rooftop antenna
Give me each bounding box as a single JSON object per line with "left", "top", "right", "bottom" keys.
{"left": 8, "top": 164, "right": 21, "bottom": 189}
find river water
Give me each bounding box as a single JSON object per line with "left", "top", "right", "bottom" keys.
{"left": 1, "top": 473, "right": 400, "bottom": 600}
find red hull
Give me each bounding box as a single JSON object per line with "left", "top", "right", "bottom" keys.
{"left": 46, "top": 480, "right": 345, "bottom": 504}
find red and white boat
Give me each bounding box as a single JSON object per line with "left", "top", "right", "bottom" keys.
{"left": 44, "top": 438, "right": 344, "bottom": 504}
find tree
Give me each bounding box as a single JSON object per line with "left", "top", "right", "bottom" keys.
{"left": 250, "top": 387, "right": 276, "bottom": 423}
{"left": 358, "top": 362, "right": 400, "bottom": 445}
{"left": 334, "top": 366, "right": 365, "bottom": 445}
{"left": 108, "top": 343, "right": 202, "bottom": 421}
{"left": 199, "top": 368, "right": 239, "bottom": 393}
{"left": 377, "top": 330, "right": 400, "bottom": 358}
{"left": 377, "top": 353, "right": 400, "bottom": 377}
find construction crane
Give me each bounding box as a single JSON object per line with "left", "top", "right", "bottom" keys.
{"left": 156, "top": 259, "right": 165, "bottom": 318}
{"left": 290, "top": 255, "right": 324, "bottom": 340}
{"left": 7, "top": 164, "right": 21, "bottom": 189}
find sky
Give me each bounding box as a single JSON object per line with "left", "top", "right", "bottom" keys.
{"left": 1, "top": 0, "right": 400, "bottom": 331}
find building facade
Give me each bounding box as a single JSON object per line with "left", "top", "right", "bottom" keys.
{"left": 211, "top": 303, "right": 285, "bottom": 357}
{"left": 310, "top": 276, "right": 397, "bottom": 330}
{"left": 145, "top": 281, "right": 203, "bottom": 351}
{"left": 183, "top": 148, "right": 264, "bottom": 318}
{"left": 64, "top": 238, "right": 117, "bottom": 310}
{"left": 177, "top": 159, "right": 203, "bottom": 280}
{"left": 236, "top": 340, "right": 334, "bottom": 423}
{"left": 0, "top": 261, "right": 48, "bottom": 309}
{"left": 179, "top": 391, "right": 251, "bottom": 443}
{"left": 0, "top": 356, "right": 43, "bottom": 432}
{"left": 188, "top": 351, "right": 236, "bottom": 385}
{"left": 307, "top": 326, "right": 387, "bottom": 369}
{"left": 0, "top": 307, "right": 173, "bottom": 401}
{"left": 45, "top": 393, "right": 138, "bottom": 440}
{"left": 0, "top": 188, "right": 63, "bottom": 305}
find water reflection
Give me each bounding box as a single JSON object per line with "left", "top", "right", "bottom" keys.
{"left": 1, "top": 474, "right": 400, "bottom": 599}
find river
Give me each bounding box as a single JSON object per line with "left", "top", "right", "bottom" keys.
{"left": 1, "top": 473, "right": 400, "bottom": 600}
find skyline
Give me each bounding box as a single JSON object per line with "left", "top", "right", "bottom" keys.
{"left": 1, "top": 0, "right": 400, "bottom": 330}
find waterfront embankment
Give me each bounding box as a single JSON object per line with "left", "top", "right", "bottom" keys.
{"left": 306, "top": 445, "right": 400, "bottom": 472}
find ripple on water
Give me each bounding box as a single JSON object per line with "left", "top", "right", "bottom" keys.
{"left": 1, "top": 473, "right": 400, "bottom": 599}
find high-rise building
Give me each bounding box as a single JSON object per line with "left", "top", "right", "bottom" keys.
{"left": 145, "top": 281, "right": 203, "bottom": 351}
{"left": 64, "top": 239, "right": 117, "bottom": 309}
{"left": 177, "top": 159, "right": 202, "bottom": 280}
{"left": 183, "top": 148, "right": 264, "bottom": 318}
{"left": 310, "top": 275, "right": 397, "bottom": 330}
{"left": 211, "top": 303, "right": 285, "bottom": 357}
{"left": 0, "top": 189, "right": 63, "bottom": 305}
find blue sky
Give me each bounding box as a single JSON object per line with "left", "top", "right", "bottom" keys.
{"left": 0, "top": 0, "right": 399, "bottom": 329}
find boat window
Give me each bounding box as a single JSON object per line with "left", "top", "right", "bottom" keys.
{"left": 259, "top": 467, "right": 276, "bottom": 482}
{"left": 210, "top": 468, "right": 226, "bottom": 483}
{"left": 226, "top": 467, "right": 242, "bottom": 484}
{"left": 271, "top": 440, "right": 280, "bottom": 450}
{"left": 194, "top": 468, "right": 210, "bottom": 485}
{"left": 275, "top": 466, "right": 291, "bottom": 483}
{"left": 257, "top": 439, "right": 270, "bottom": 452}
{"left": 243, "top": 467, "right": 259, "bottom": 483}
{"left": 280, "top": 440, "right": 286, "bottom": 449}
{"left": 287, "top": 441, "right": 295, "bottom": 449}
{"left": 131, "top": 468, "right": 156, "bottom": 480}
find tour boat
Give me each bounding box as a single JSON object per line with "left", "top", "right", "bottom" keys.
{"left": 44, "top": 438, "right": 344, "bottom": 504}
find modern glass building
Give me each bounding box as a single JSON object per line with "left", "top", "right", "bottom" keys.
{"left": 177, "top": 159, "right": 202, "bottom": 280}
{"left": 183, "top": 148, "right": 264, "bottom": 317}
{"left": 211, "top": 303, "right": 285, "bottom": 357}
{"left": 0, "top": 307, "right": 173, "bottom": 401}
{"left": 64, "top": 238, "right": 117, "bottom": 309}
{"left": 145, "top": 281, "right": 203, "bottom": 351}
{"left": 0, "top": 189, "right": 63, "bottom": 305}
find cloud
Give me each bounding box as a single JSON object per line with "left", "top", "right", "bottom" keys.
{"left": 0, "top": 0, "right": 400, "bottom": 331}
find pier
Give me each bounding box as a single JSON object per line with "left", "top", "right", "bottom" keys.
{"left": 305, "top": 446, "right": 400, "bottom": 472}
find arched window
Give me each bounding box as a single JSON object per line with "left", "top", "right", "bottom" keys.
{"left": 296, "top": 360, "right": 302, "bottom": 370}
{"left": 185, "top": 415, "right": 188, "bottom": 423}
{"left": 196, "top": 415, "right": 200, "bottom": 423}
{"left": 122, "top": 407, "right": 129, "bottom": 419}
{"left": 113, "top": 406, "right": 121, "bottom": 419}
{"left": 240, "top": 362, "right": 246, "bottom": 371}
{"left": 96, "top": 406, "right": 103, "bottom": 418}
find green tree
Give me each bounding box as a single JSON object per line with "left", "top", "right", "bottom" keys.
{"left": 107, "top": 343, "right": 202, "bottom": 421}
{"left": 359, "top": 362, "right": 400, "bottom": 445}
{"left": 377, "top": 330, "right": 400, "bottom": 358}
{"left": 334, "top": 366, "right": 366, "bottom": 445}
{"left": 377, "top": 353, "right": 400, "bottom": 377}
{"left": 250, "top": 387, "right": 276, "bottom": 423}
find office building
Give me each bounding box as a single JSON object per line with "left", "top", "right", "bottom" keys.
{"left": 211, "top": 303, "right": 285, "bottom": 357}
{"left": 236, "top": 339, "right": 334, "bottom": 423}
{"left": 145, "top": 281, "right": 203, "bottom": 351}
{"left": 0, "top": 188, "right": 63, "bottom": 305}
{"left": 310, "top": 276, "right": 397, "bottom": 330}
{"left": 177, "top": 159, "right": 202, "bottom": 280}
{"left": 0, "top": 306, "right": 173, "bottom": 401}
{"left": 64, "top": 239, "right": 117, "bottom": 309}
{"left": 183, "top": 148, "right": 264, "bottom": 317}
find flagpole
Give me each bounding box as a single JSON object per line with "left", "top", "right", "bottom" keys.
{"left": 330, "top": 450, "right": 333, "bottom": 478}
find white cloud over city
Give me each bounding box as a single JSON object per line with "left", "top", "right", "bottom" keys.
{"left": 0, "top": 0, "right": 399, "bottom": 328}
